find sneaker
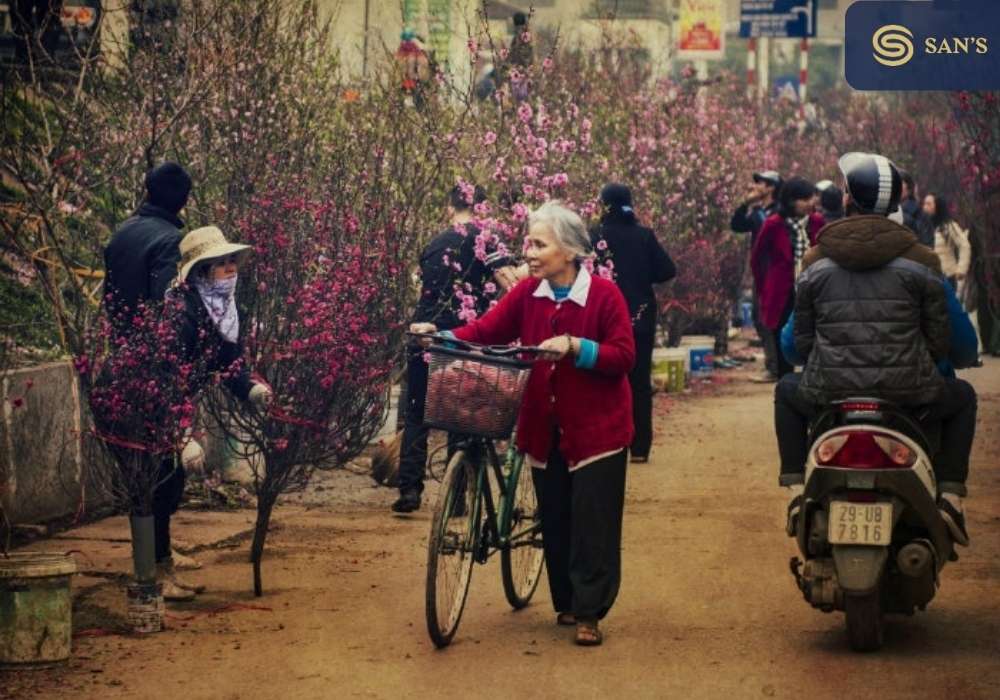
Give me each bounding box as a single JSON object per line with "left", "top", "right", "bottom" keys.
{"left": 938, "top": 497, "right": 970, "bottom": 546}
{"left": 391, "top": 489, "right": 421, "bottom": 513}
{"left": 786, "top": 495, "right": 803, "bottom": 537}
{"left": 751, "top": 371, "right": 779, "bottom": 384}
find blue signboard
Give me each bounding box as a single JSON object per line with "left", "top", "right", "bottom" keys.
{"left": 845, "top": 0, "right": 1000, "bottom": 90}
{"left": 739, "top": 0, "right": 818, "bottom": 38}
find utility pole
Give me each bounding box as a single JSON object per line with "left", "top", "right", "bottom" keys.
{"left": 362, "top": 0, "right": 371, "bottom": 78}
{"left": 757, "top": 37, "right": 770, "bottom": 99}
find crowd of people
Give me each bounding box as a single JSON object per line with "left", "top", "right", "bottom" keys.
{"left": 100, "top": 139, "right": 982, "bottom": 647}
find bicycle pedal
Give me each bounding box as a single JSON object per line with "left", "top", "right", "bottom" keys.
{"left": 440, "top": 532, "right": 461, "bottom": 554}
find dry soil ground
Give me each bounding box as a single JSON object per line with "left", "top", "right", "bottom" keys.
{"left": 4, "top": 359, "right": 999, "bottom": 699}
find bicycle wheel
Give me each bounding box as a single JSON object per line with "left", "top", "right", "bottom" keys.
{"left": 425, "top": 449, "right": 479, "bottom": 648}
{"left": 500, "top": 454, "right": 544, "bottom": 609}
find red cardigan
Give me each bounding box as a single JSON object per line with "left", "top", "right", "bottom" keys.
{"left": 452, "top": 273, "right": 635, "bottom": 468}
{"left": 750, "top": 212, "right": 824, "bottom": 330}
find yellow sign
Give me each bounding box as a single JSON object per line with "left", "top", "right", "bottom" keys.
{"left": 678, "top": 0, "right": 725, "bottom": 60}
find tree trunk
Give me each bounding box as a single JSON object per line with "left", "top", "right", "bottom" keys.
{"left": 249, "top": 490, "right": 278, "bottom": 597}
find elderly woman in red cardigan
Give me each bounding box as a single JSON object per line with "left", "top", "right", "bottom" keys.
{"left": 750, "top": 177, "right": 824, "bottom": 379}
{"left": 412, "top": 200, "right": 635, "bottom": 646}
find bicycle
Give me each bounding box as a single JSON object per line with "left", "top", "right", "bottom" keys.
{"left": 411, "top": 333, "right": 547, "bottom": 648}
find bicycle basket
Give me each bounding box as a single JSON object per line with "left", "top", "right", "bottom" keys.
{"left": 423, "top": 345, "right": 532, "bottom": 439}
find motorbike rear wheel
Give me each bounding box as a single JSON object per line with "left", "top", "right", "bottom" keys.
{"left": 844, "top": 590, "right": 885, "bottom": 652}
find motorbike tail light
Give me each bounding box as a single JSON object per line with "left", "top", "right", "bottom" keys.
{"left": 814, "top": 431, "right": 913, "bottom": 469}
{"left": 838, "top": 401, "right": 883, "bottom": 413}
{"left": 873, "top": 435, "right": 917, "bottom": 467}
{"left": 815, "top": 435, "right": 848, "bottom": 463}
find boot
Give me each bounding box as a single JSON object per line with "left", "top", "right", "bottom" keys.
{"left": 171, "top": 548, "right": 202, "bottom": 570}
{"left": 157, "top": 558, "right": 205, "bottom": 598}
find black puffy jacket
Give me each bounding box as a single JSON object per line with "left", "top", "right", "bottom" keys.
{"left": 103, "top": 203, "right": 183, "bottom": 334}
{"left": 794, "top": 215, "right": 949, "bottom": 406}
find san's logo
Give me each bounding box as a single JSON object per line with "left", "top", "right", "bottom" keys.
{"left": 873, "top": 24, "right": 915, "bottom": 67}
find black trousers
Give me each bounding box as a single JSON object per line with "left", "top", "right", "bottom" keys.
{"left": 774, "top": 373, "right": 976, "bottom": 495}
{"left": 398, "top": 347, "right": 459, "bottom": 494}
{"left": 532, "top": 437, "right": 628, "bottom": 621}
{"left": 399, "top": 348, "right": 431, "bottom": 494}
{"left": 629, "top": 331, "right": 655, "bottom": 459}
{"left": 752, "top": 291, "right": 778, "bottom": 376}
{"left": 153, "top": 456, "right": 186, "bottom": 562}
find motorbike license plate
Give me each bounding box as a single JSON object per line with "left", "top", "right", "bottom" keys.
{"left": 828, "top": 501, "right": 893, "bottom": 545}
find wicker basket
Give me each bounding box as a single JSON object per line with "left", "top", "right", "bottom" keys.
{"left": 423, "top": 345, "right": 532, "bottom": 439}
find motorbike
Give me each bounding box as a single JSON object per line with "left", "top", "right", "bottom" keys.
{"left": 789, "top": 398, "right": 956, "bottom": 652}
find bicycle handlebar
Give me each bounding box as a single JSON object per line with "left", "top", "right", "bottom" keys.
{"left": 407, "top": 331, "right": 548, "bottom": 357}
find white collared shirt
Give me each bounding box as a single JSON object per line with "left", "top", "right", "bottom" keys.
{"left": 531, "top": 265, "right": 592, "bottom": 307}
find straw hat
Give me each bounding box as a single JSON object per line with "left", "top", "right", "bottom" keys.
{"left": 178, "top": 226, "right": 252, "bottom": 281}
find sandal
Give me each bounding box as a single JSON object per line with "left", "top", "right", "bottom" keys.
{"left": 575, "top": 621, "right": 603, "bottom": 646}
{"left": 556, "top": 612, "right": 576, "bottom": 626}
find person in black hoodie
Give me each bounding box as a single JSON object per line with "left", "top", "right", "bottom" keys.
{"left": 393, "top": 185, "right": 516, "bottom": 513}
{"left": 591, "top": 184, "right": 676, "bottom": 463}
{"left": 104, "top": 162, "right": 191, "bottom": 336}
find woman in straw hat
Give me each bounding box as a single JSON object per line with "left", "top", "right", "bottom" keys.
{"left": 152, "top": 226, "right": 272, "bottom": 601}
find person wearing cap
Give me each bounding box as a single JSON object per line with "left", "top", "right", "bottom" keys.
{"left": 814, "top": 180, "right": 844, "bottom": 222}
{"left": 750, "top": 177, "right": 824, "bottom": 381}
{"left": 104, "top": 162, "right": 192, "bottom": 336}
{"left": 591, "top": 183, "right": 676, "bottom": 463}
{"left": 144, "top": 226, "right": 272, "bottom": 601}
{"left": 731, "top": 171, "right": 781, "bottom": 378}
{"left": 103, "top": 162, "right": 207, "bottom": 571}
{"left": 731, "top": 171, "right": 781, "bottom": 246}
{"left": 774, "top": 152, "right": 976, "bottom": 546}
{"left": 393, "top": 185, "right": 520, "bottom": 513}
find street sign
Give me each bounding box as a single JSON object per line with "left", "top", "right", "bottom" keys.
{"left": 739, "top": 0, "right": 817, "bottom": 38}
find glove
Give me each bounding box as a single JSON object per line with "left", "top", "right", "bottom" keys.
{"left": 180, "top": 439, "right": 205, "bottom": 472}
{"left": 249, "top": 382, "right": 273, "bottom": 410}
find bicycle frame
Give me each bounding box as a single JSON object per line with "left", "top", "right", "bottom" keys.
{"left": 456, "top": 434, "right": 541, "bottom": 565}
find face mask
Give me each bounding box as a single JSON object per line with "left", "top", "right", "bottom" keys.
{"left": 194, "top": 274, "right": 239, "bottom": 342}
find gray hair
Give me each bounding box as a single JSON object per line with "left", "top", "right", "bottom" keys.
{"left": 527, "top": 200, "right": 594, "bottom": 262}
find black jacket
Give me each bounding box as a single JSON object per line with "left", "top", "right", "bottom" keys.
{"left": 103, "top": 203, "right": 183, "bottom": 332}
{"left": 175, "top": 286, "right": 252, "bottom": 402}
{"left": 900, "top": 197, "right": 927, "bottom": 241}
{"left": 413, "top": 224, "right": 503, "bottom": 330}
{"left": 591, "top": 216, "right": 676, "bottom": 336}
{"left": 794, "top": 216, "right": 949, "bottom": 407}
{"left": 730, "top": 201, "right": 775, "bottom": 248}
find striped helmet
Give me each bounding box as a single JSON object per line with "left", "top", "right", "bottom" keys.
{"left": 837, "top": 152, "right": 902, "bottom": 217}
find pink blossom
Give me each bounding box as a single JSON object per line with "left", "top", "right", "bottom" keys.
{"left": 517, "top": 102, "right": 533, "bottom": 124}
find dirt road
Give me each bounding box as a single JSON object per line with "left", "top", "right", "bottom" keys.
{"left": 6, "top": 360, "right": 1000, "bottom": 699}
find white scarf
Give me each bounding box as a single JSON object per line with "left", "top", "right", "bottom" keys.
{"left": 194, "top": 275, "right": 239, "bottom": 342}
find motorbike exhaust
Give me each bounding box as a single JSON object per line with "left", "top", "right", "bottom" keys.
{"left": 897, "top": 541, "right": 934, "bottom": 578}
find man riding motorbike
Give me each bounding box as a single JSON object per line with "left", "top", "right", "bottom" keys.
{"left": 774, "top": 152, "right": 977, "bottom": 546}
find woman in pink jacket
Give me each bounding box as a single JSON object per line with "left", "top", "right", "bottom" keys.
{"left": 751, "top": 177, "right": 824, "bottom": 379}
